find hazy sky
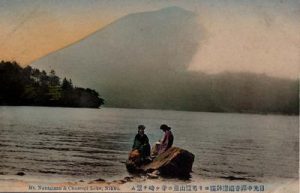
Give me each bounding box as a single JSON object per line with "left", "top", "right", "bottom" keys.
{"left": 0, "top": 0, "right": 299, "bottom": 79}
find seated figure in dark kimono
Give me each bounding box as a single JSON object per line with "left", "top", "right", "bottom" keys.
{"left": 132, "top": 125, "right": 151, "bottom": 163}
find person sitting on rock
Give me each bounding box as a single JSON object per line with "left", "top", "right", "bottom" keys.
{"left": 132, "top": 125, "right": 151, "bottom": 163}
{"left": 158, "top": 124, "right": 174, "bottom": 154}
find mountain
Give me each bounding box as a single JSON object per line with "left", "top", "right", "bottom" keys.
{"left": 31, "top": 7, "right": 201, "bottom": 108}
{"left": 31, "top": 7, "right": 298, "bottom": 114}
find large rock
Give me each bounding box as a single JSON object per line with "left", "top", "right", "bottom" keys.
{"left": 126, "top": 147, "right": 194, "bottom": 178}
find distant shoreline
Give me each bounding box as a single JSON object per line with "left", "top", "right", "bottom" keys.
{"left": 0, "top": 104, "right": 100, "bottom": 109}
{"left": 0, "top": 105, "right": 298, "bottom": 116}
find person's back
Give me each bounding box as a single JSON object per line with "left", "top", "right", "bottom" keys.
{"left": 166, "top": 130, "right": 174, "bottom": 149}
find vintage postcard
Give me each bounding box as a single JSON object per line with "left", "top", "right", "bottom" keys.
{"left": 0, "top": 0, "right": 299, "bottom": 193}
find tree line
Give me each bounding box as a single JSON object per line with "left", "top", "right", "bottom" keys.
{"left": 0, "top": 61, "right": 104, "bottom": 108}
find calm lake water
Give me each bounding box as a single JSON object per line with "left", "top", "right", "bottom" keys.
{"left": 0, "top": 106, "right": 298, "bottom": 182}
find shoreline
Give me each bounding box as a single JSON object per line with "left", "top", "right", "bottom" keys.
{"left": 0, "top": 105, "right": 298, "bottom": 116}
{"left": 0, "top": 175, "right": 298, "bottom": 193}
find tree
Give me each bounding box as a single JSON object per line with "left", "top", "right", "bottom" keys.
{"left": 49, "top": 69, "right": 60, "bottom": 86}
{"left": 61, "top": 78, "right": 73, "bottom": 90}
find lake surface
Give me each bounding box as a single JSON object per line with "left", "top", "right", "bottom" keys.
{"left": 0, "top": 106, "right": 298, "bottom": 182}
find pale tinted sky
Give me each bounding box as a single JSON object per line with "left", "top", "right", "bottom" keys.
{"left": 0, "top": 0, "right": 299, "bottom": 79}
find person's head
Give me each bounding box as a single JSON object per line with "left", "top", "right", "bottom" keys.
{"left": 138, "top": 125, "right": 145, "bottom": 135}
{"left": 160, "top": 124, "right": 171, "bottom": 132}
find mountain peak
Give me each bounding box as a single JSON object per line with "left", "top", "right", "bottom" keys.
{"left": 31, "top": 5, "right": 201, "bottom": 107}
{"left": 125, "top": 6, "right": 195, "bottom": 19}
{"left": 157, "top": 6, "right": 195, "bottom": 15}
{"left": 160, "top": 6, "right": 190, "bottom": 12}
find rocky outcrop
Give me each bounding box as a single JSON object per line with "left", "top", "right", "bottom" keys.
{"left": 126, "top": 147, "right": 194, "bottom": 178}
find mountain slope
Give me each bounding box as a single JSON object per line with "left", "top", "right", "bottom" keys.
{"left": 31, "top": 7, "right": 201, "bottom": 107}
{"left": 31, "top": 7, "right": 298, "bottom": 114}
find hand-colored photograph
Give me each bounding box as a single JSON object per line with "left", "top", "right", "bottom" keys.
{"left": 0, "top": 0, "right": 299, "bottom": 192}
